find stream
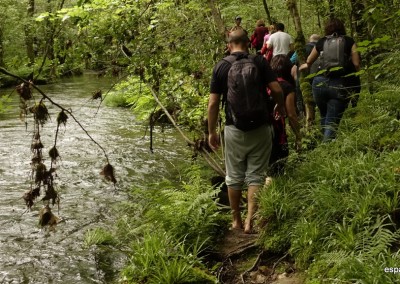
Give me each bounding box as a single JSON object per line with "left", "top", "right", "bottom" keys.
{"left": 0, "top": 73, "right": 190, "bottom": 283}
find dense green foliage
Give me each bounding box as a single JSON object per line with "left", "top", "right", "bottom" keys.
{"left": 257, "top": 81, "right": 400, "bottom": 282}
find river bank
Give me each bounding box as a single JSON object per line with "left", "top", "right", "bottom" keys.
{"left": 0, "top": 73, "right": 191, "bottom": 283}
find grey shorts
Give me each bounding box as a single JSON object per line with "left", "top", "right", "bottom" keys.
{"left": 224, "top": 124, "right": 273, "bottom": 190}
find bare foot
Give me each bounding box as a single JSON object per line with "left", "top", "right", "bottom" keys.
{"left": 232, "top": 210, "right": 243, "bottom": 230}
{"left": 232, "top": 220, "right": 243, "bottom": 230}
{"left": 244, "top": 218, "right": 255, "bottom": 234}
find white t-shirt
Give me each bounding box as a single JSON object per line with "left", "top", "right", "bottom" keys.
{"left": 267, "top": 31, "right": 294, "bottom": 56}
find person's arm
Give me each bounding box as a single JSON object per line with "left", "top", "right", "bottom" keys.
{"left": 266, "top": 38, "right": 273, "bottom": 50}
{"left": 285, "top": 91, "right": 302, "bottom": 151}
{"left": 351, "top": 43, "right": 361, "bottom": 71}
{"left": 299, "top": 46, "right": 319, "bottom": 71}
{"left": 260, "top": 43, "right": 268, "bottom": 55}
{"left": 268, "top": 81, "right": 286, "bottom": 117}
{"left": 208, "top": 93, "right": 221, "bottom": 150}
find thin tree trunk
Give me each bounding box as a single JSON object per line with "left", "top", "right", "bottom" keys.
{"left": 208, "top": 0, "right": 227, "bottom": 40}
{"left": 262, "top": 0, "right": 273, "bottom": 25}
{"left": 0, "top": 27, "right": 5, "bottom": 67}
{"left": 287, "top": 0, "right": 315, "bottom": 129}
{"left": 315, "top": 0, "right": 321, "bottom": 29}
{"left": 350, "top": 0, "right": 373, "bottom": 93}
{"left": 25, "top": 0, "right": 35, "bottom": 66}
{"left": 328, "top": 0, "right": 335, "bottom": 19}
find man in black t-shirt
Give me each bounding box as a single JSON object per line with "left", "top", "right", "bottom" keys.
{"left": 208, "top": 29, "right": 285, "bottom": 233}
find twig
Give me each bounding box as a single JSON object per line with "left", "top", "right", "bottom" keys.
{"left": 148, "top": 84, "right": 227, "bottom": 176}
{"left": 94, "top": 73, "right": 130, "bottom": 116}
{"left": 270, "top": 252, "right": 289, "bottom": 276}
{"left": 226, "top": 243, "right": 258, "bottom": 259}
{"left": 201, "top": 146, "right": 225, "bottom": 176}
{"left": 200, "top": 151, "right": 225, "bottom": 177}
{"left": 148, "top": 84, "right": 194, "bottom": 146}
{"left": 240, "top": 250, "right": 265, "bottom": 282}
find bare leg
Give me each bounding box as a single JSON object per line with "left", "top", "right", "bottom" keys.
{"left": 244, "top": 185, "right": 259, "bottom": 234}
{"left": 228, "top": 187, "right": 243, "bottom": 229}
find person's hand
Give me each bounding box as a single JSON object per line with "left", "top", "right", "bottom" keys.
{"left": 299, "top": 63, "right": 309, "bottom": 71}
{"left": 273, "top": 104, "right": 286, "bottom": 120}
{"left": 208, "top": 131, "right": 220, "bottom": 151}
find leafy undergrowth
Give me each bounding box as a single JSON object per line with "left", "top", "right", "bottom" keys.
{"left": 257, "top": 83, "right": 400, "bottom": 283}
{"left": 84, "top": 165, "right": 226, "bottom": 283}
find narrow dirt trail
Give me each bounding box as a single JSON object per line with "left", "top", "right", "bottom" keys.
{"left": 215, "top": 229, "right": 304, "bottom": 284}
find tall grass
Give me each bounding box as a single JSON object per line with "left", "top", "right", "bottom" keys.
{"left": 257, "top": 83, "right": 400, "bottom": 282}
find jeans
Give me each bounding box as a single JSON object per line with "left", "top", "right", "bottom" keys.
{"left": 312, "top": 76, "right": 349, "bottom": 142}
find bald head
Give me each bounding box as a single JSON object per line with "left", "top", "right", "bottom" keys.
{"left": 228, "top": 29, "right": 249, "bottom": 45}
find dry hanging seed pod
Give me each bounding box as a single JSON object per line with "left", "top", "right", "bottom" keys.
{"left": 35, "top": 162, "right": 47, "bottom": 184}
{"left": 31, "top": 141, "right": 44, "bottom": 150}
{"left": 42, "top": 184, "right": 58, "bottom": 206}
{"left": 57, "top": 110, "right": 68, "bottom": 126}
{"left": 92, "top": 90, "right": 102, "bottom": 100}
{"left": 31, "top": 187, "right": 40, "bottom": 199}
{"left": 16, "top": 82, "right": 32, "bottom": 100}
{"left": 100, "top": 163, "right": 117, "bottom": 184}
{"left": 49, "top": 146, "right": 60, "bottom": 162}
{"left": 30, "top": 101, "right": 50, "bottom": 125}
{"left": 23, "top": 191, "right": 35, "bottom": 209}
{"left": 38, "top": 205, "right": 58, "bottom": 227}
{"left": 31, "top": 155, "right": 42, "bottom": 166}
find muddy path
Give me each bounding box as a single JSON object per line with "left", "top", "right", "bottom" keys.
{"left": 215, "top": 229, "right": 304, "bottom": 284}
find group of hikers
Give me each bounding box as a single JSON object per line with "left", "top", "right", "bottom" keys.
{"left": 208, "top": 17, "right": 361, "bottom": 233}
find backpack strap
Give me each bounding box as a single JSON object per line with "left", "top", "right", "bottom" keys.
{"left": 222, "top": 53, "right": 250, "bottom": 64}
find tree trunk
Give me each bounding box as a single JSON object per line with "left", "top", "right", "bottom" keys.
{"left": 0, "top": 27, "right": 5, "bottom": 67}
{"left": 208, "top": 0, "right": 227, "bottom": 40}
{"left": 25, "top": 0, "right": 35, "bottom": 66}
{"left": 350, "top": 0, "right": 375, "bottom": 93}
{"left": 350, "top": 0, "right": 366, "bottom": 41}
{"left": 262, "top": 0, "right": 273, "bottom": 25}
{"left": 328, "top": 0, "right": 335, "bottom": 19}
{"left": 287, "top": 0, "right": 315, "bottom": 129}
{"left": 315, "top": 0, "right": 322, "bottom": 29}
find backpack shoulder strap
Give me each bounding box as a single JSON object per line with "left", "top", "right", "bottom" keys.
{"left": 222, "top": 54, "right": 236, "bottom": 65}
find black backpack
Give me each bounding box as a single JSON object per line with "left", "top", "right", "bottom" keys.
{"left": 319, "top": 33, "right": 349, "bottom": 76}
{"left": 223, "top": 54, "right": 269, "bottom": 131}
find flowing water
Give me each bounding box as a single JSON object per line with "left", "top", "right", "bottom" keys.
{"left": 0, "top": 73, "right": 190, "bottom": 283}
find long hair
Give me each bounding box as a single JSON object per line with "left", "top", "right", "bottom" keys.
{"left": 324, "top": 18, "right": 346, "bottom": 36}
